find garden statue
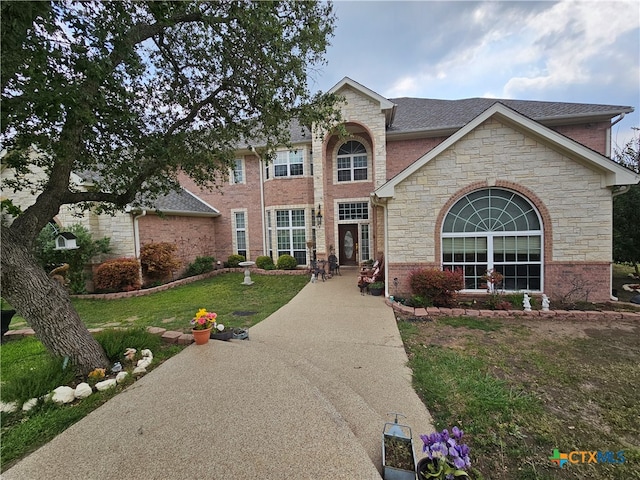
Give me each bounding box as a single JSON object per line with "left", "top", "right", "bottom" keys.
{"left": 523, "top": 293, "right": 532, "bottom": 312}
{"left": 542, "top": 294, "right": 550, "bottom": 311}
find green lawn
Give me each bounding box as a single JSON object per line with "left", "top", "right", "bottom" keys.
{"left": 6, "top": 272, "right": 308, "bottom": 333}
{"left": 0, "top": 272, "right": 308, "bottom": 471}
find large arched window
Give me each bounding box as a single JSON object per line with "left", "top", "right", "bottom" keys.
{"left": 442, "top": 188, "right": 542, "bottom": 291}
{"left": 337, "top": 140, "right": 367, "bottom": 182}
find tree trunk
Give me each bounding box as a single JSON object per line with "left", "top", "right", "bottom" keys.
{"left": 1, "top": 226, "right": 109, "bottom": 376}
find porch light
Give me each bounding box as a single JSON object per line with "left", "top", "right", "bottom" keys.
{"left": 316, "top": 205, "right": 323, "bottom": 226}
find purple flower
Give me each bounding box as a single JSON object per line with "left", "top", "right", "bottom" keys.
{"left": 452, "top": 426, "right": 463, "bottom": 439}
{"left": 453, "top": 456, "right": 466, "bottom": 469}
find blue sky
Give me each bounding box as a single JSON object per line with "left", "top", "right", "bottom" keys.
{"left": 309, "top": 0, "right": 640, "bottom": 151}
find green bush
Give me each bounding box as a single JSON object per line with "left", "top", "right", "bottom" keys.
{"left": 409, "top": 268, "right": 464, "bottom": 307}
{"left": 276, "top": 254, "right": 297, "bottom": 270}
{"left": 34, "top": 223, "right": 111, "bottom": 294}
{"left": 94, "top": 327, "right": 162, "bottom": 362}
{"left": 140, "top": 242, "right": 181, "bottom": 281}
{"left": 185, "top": 256, "right": 215, "bottom": 276}
{"left": 227, "top": 254, "right": 246, "bottom": 268}
{"left": 255, "top": 255, "right": 275, "bottom": 270}
{"left": 94, "top": 258, "right": 141, "bottom": 293}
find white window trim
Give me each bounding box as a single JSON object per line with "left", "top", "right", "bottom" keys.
{"left": 230, "top": 158, "right": 245, "bottom": 185}
{"left": 272, "top": 149, "right": 305, "bottom": 178}
{"left": 333, "top": 137, "right": 371, "bottom": 185}
{"left": 232, "top": 209, "right": 249, "bottom": 259}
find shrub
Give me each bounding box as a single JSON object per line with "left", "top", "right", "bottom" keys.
{"left": 94, "top": 258, "right": 141, "bottom": 293}
{"left": 140, "top": 242, "right": 181, "bottom": 281}
{"left": 276, "top": 254, "right": 297, "bottom": 270}
{"left": 409, "top": 268, "right": 464, "bottom": 307}
{"left": 34, "top": 223, "right": 111, "bottom": 294}
{"left": 227, "top": 254, "right": 246, "bottom": 268}
{"left": 94, "top": 327, "right": 162, "bottom": 362}
{"left": 255, "top": 255, "right": 275, "bottom": 270}
{"left": 185, "top": 256, "right": 215, "bottom": 277}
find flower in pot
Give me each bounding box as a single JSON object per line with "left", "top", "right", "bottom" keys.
{"left": 417, "top": 427, "right": 471, "bottom": 479}
{"left": 191, "top": 308, "right": 220, "bottom": 345}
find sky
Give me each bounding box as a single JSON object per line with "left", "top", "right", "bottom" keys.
{"left": 308, "top": 0, "right": 640, "bottom": 151}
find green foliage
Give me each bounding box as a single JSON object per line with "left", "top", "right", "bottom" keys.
{"left": 94, "top": 327, "right": 162, "bottom": 362}
{"left": 613, "top": 130, "right": 640, "bottom": 275}
{"left": 185, "top": 256, "right": 215, "bottom": 276}
{"left": 255, "top": 255, "right": 275, "bottom": 270}
{"left": 409, "top": 268, "right": 464, "bottom": 307}
{"left": 140, "top": 242, "right": 181, "bottom": 281}
{"left": 94, "top": 258, "right": 141, "bottom": 293}
{"left": 0, "top": 337, "right": 75, "bottom": 405}
{"left": 369, "top": 281, "right": 385, "bottom": 289}
{"left": 227, "top": 254, "right": 246, "bottom": 268}
{"left": 1, "top": 1, "right": 341, "bottom": 225}
{"left": 276, "top": 254, "right": 298, "bottom": 270}
{"left": 33, "top": 224, "right": 111, "bottom": 294}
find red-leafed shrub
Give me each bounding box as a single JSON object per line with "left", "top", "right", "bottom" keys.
{"left": 140, "top": 242, "right": 181, "bottom": 281}
{"left": 94, "top": 258, "right": 141, "bottom": 293}
{"left": 409, "top": 268, "right": 464, "bottom": 307}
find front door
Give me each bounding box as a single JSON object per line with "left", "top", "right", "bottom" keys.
{"left": 338, "top": 224, "right": 358, "bottom": 266}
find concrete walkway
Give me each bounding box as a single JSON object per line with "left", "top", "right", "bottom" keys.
{"left": 4, "top": 268, "right": 434, "bottom": 479}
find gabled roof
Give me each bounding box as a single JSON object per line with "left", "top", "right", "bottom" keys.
{"left": 149, "top": 188, "right": 220, "bottom": 217}
{"left": 330, "top": 77, "right": 397, "bottom": 127}
{"left": 387, "top": 97, "right": 633, "bottom": 135}
{"left": 374, "top": 102, "right": 639, "bottom": 199}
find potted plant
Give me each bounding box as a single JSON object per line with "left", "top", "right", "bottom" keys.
{"left": 210, "top": 322, "right": 233, "bottom": 341}
{"left": 382, "top": 414, "right": 417, "bottom": 480}
{"left": 190, "top": 308, "right": 218, "bottom": 345}
{"left": 416, "top": 427, "right": 471, "bottom": 479}
{"left": 368, "top": 281, "right": 385, "bottom": 296}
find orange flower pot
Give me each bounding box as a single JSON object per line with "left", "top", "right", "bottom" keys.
{"left": 192, "top": 327, "right": 212, "bottom": 345}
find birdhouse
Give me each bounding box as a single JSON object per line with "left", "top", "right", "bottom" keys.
{"left": 55, "top": 232, "right": 78, "bottom": 250}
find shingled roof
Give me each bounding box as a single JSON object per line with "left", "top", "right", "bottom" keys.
{"left": 151, "top": 188, "right": 219, "bottom": 217}
{"left": 386, "top": 97, "right": 633, "bottom": 134}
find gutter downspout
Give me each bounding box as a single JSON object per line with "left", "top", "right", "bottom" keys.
{"left": 130, "top": 208, "right": 146, "bottom": 285}
{"left": 253, "top": 148, "right": 268, "bottom": 256}
{"left": 609, "top": 185, "right": 632, "bottom": 301}
{"left": 370, "top": 193, "right": 389, "bottom": 298}
{"left": 607, "top": 112, "right": 626, "bottom": 157}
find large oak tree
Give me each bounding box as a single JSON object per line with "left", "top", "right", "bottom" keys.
{"left": 1, "top": 1, "right": 340, "bottom": 374}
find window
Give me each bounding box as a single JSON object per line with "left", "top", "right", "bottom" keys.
{"left": 337, "top": 141, "right": 367, "bottom": 182}
{"left": 360, "top": 224, "right": 370, "bottom": 262}
{"left": 276, "top": 209, "right": 306, "bottom": 265}
{"left": 231, "top": 159, "right": 244, "bottom": 184}
{"left": 274, "top": 150, "right": 304, "bottom": 177}
{"left": 234, "top": 211, "right": 247, "bottom": 258}
{"left": 442, "top": 188, "right": 542, "bottom": 291}
{"left": 338, "top": 202, "right": 369, "bottom": 220}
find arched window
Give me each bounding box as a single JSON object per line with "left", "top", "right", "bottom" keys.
{"left": 442, "top": 188, "right": 542, "bottom": 291}
{"left": 337, "top": 140, "right": 367, "bottom": 182}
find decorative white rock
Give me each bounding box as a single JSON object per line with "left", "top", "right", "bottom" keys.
{"left": 115, "top": 371, "right": 129, "bottom": 384}
{"left": 141, "top": 349, "right": 153, "bottom": 358}
{"left": 136, "top": 358, "right": 151, "bottom": 369}
{"left": 95, "top": 379, "right": 117, "bottom": 391}
{"left": 74, "top": 382, "right": 93, "bottom": 399}
{"left": 133, "top": 366, "right": 147, "bottom": 375}
{"left": 124, "top": 348, "right": 137, "bottom": 361}
{"left": 0, "top": 401, "right": 18, "bottom": 413}
{"left": 52, "top": 386, "right": 76, "bottom": 404}
{"left": 22, "top": 398, "right": 38, "bottom": 412}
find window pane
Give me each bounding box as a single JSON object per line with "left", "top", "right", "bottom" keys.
{"left": 338, "top": 170, "right": 351, "bottom": 182}
{"left": 354, "top": 168, "right": 367, "bottom": 180}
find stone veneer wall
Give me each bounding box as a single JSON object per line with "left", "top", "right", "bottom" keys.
{"left": 385, "top": 118, "right": 614, "bottom": 301}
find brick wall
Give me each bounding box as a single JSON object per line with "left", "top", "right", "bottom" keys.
{"left": 138, "top": 214, "right": 216, "bottom": 276}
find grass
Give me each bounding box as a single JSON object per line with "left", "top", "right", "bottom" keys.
{"left": 0, "top": 272, "right": 308, "bottom": 472}
{"left": 6, "top": 272, "right": 308, "bottom": 333}
{"left": 398, "top": 316, "right": 640, "bottom": 479}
